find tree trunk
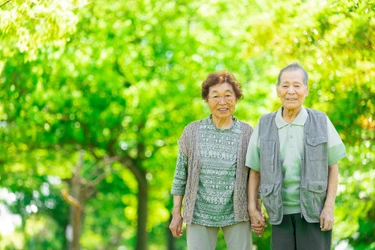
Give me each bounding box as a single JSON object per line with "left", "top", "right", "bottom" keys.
{"left": 63, "top": 151, "right": 85, "bottom": 250}
{"left": 69, "top": 200, "right": 83, "bottom": 250}
{"left": 136, "top": 173, "right": 148, "bottom": 250}
{"left": 123, "top": 157, "right": 149, "bottom": 250}
{"left": 68, "top": 165, "right": 84, "bottom": 250}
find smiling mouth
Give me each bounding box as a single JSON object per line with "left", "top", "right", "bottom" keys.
{"left": 218, "top": 108, "right": 229, "bottom": 112}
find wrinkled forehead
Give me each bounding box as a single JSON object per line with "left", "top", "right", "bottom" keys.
{"left": 280, "top": 69, "right": 306, "bottom": 83}
{"left": 209, "top": 82, "right": 235, "bottom": 93}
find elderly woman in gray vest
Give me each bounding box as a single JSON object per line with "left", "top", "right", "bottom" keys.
{"left": 246, "top": 63, "right": 346, "bottom": 250}
{"left": 169, "top": 70, "right": 254, "bottom": 250}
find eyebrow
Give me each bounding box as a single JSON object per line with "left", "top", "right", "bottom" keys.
{"left": 281, "top": 81, "right": 303, "bottom": 84}
{"left": 211, "top": 89, "right": 233, "bottom": 93}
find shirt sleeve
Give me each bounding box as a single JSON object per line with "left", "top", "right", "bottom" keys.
{"left": 326, "top": 116, "right": 347, "bottom": 166}
{"left": 171, "top": 149, "right": 188, "bottom": 195}
{"left": 246, "top": 124, "right": 260, "bottom": 172}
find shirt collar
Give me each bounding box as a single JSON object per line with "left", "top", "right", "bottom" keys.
{"left": 275, "top": 106, "right": 308, "bottom": 128}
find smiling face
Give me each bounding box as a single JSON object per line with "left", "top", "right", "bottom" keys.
{"left": 277, "top": 69, "right": 309, "bottom": 113}
{"left": 206, "top": 82, "right": 238, "bottom": 121}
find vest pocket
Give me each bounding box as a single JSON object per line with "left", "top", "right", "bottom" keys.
{"left": 306, "top": 180, "right": 327, "bottom": 217}
{"left": 260, "top": 183, "right": 282, "bottom": 221}
{"left": 306, "top": 136, "right": 328, "bottom": 161}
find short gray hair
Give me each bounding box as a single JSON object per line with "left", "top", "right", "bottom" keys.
{"left": 277, "top": 62, "right": 308, "bottom": 85}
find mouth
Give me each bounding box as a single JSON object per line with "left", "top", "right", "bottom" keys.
{"left": 218, "top": 108, "right": 229, "bottom": 112}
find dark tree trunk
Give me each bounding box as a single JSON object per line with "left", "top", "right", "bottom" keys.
{"left": 123, "top": 156, "right": 149, "bottom": 250}
{"left": 136, "top": 173, "right": 148, "bottom": 250}
{"left": 67, "top": 152, "right": 85, "bottom": 250}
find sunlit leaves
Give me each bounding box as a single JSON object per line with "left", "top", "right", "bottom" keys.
{"left": 1, "top": 0, "right": 374, "bottom": 249}
{"left": 0, "top": 0, "right": 88, "bottom": 62}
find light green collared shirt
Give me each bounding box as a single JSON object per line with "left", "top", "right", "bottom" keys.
{"left": 246, "top": 106, "right": 346, "bottom": 215}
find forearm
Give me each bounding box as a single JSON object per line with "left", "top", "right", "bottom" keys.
{"left": 172, "top": 195, "right": 184, "bottom": 216}
{"left": 248, "top": 169, "right": 260, "bottom": 211}
{"left": 324, "top": 162, "right": 338, "bottom": 209}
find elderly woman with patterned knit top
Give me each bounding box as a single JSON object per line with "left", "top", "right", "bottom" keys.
{"left": 169, "top": 71, "right": 254, "bottom": 250}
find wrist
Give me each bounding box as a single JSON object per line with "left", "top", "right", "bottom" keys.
{"left": 172, "top": 209, "right": 182, "bottom": 217}
{"left": 248, "top": 204, "right": 259, "bottom": 212}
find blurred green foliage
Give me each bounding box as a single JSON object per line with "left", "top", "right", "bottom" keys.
{"left": 0, "top": 0, "right": 374, "bottom": 249}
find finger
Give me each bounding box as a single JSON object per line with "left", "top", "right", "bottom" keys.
{"left": 260, "top": 215, "right": 267, "bottom": 227}
{"left": 170, "top": 221, "right": 181, "bottom": 238}
{"left": 252, "top": 228, "right": 262, "bottom": 232}
{"left": 178, "top": 224, "right": 183, "bottom": 236}
{"left": 320, "top": 216, "right": 324, "bottom": 229}
{"left": 251, "top": 225, "right": 264, "bottom": 233}
{"left": 252, "top": 229, "right": 264, "bottom": 234}
{"left": 171, "top": 228, "right": 177, "bottom": 238}
{"left": 176, "top": 222, "right": 182, "bottom": 237}
{"left": 321, "top": 219, "right": 329, "bottom": 231}
{"left": 252, "top": 227, "right": 264, "bottom": 237}
{"left": 326, "top": 215, "right": 334, "bottom": 230}
{"left": 251, "top": 224, "right": 263, "bottom": 229}
{"left": 173, "top": 226, "right": 179, "bottom": 237}
{"left": 323, "top": 220, "right": 333, "bottom": 231}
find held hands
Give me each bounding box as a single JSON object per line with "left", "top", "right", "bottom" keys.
{"left": 249, "top": 199, "right": 267, "bottom": 237}
{"left": 320, "top": 205, "right": 334, "bottom": 231}
{"left": 169, "top": 214, "right": 184, "bottom": 238}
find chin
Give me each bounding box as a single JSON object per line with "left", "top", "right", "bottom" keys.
{"left": 285, "top": 105, "right": 301, "bottom": 111}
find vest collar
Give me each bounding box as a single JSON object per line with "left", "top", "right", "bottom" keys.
{"left": 275, "top": 106, "right": 308, "bottom": 128}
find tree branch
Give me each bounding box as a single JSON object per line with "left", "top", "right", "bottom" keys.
{"left": 0, "top": 0, "right": 11, "bottom": 8}
{"left": 120, "top": 155, "right": 147, "bottom": 187}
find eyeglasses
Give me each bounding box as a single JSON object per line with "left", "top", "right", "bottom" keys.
{"left": 209, "top": 94, "right": 235, "bottom": 102}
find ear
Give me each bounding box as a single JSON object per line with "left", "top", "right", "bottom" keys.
{"left": 276, "top": 84, "right": 281, "bottom": 97}
{"left": 305, "top": 85, "right": 309, "bottom": 96}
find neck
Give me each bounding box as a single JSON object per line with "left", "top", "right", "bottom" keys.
{"left": 211, "top": 115, "right": 233, "bottom": 129}
{"left": 282, "top": 107, "right": 301, "bottom": 123}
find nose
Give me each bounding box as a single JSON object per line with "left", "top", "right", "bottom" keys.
{"left": 287, "top": 86, "right": 295, "bottom": 94}
{"left": 218, "top": 96, "right": 226, "bottom": 104}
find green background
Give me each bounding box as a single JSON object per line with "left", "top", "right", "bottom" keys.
{"left": 0, "top": 0, "right": 374, "bottom": 249}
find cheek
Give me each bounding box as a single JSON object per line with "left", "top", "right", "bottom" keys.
{"left": 208, "top": 103, "right": 217, "bottom": 110}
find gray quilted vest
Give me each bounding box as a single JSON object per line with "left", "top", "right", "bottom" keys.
{"left": 258, "top": 108, "right": 328, "bottom": 225}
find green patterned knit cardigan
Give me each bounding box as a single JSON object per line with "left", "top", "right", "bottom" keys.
{"left": 178, "top": 119, "right": 253, "bottom": 225}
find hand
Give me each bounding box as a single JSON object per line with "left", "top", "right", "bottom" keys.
{"left": 320, "top": 206, "right": 334, "bottom": 231}
{"left": 169, "top": 214, "right": 184, "bottom": 238}
{"left": 249, "top": 200, "right": 267, "bottom": 237}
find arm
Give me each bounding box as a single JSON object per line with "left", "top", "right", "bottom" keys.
{"left": 248, "top": 169, "right": 266, "bottom": 236}
{"left": 320, "top": 162, "right": 338, "bottom": 231}
{"left": 169, "top": 195, "right": 184, "bottom": 238}
{"left": 169, "top": 148, "right": 188, "bottom": 238}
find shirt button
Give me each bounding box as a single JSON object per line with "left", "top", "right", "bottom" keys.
{"left": 318, "top": 185, "right": 323, "bottom": 190}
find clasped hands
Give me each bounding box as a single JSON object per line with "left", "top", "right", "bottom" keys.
{"left": 249, "top": 200, "right": 267, "bottom": 237}
{"left": 250, "top": 210, "right": 267, "bottom": 237}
